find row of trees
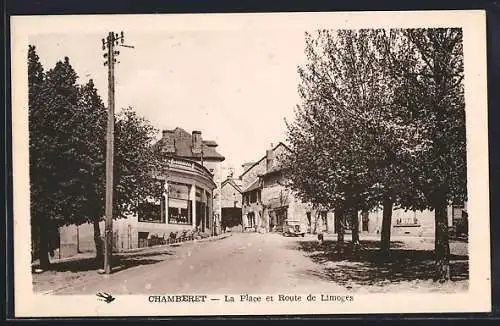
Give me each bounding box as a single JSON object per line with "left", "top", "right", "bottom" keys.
{"left": 284, "top": 28, "right": 466, "bottom": 282}
{"left": 28, "top": 45, "right": 164, "bottom": 269}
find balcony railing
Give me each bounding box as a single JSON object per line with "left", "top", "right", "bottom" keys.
{"left": 166, "top": 157, "right": 215, "bottom": 185}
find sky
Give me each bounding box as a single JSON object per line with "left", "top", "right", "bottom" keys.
{"left": 30, "top": 29, "right": 307, "bottom": 176}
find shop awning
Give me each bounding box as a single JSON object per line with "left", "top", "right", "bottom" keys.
{"left": 169, "top": 198, "right": 188, "bottom": 209}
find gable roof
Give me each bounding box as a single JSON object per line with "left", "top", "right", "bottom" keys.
{"left": 258, "top": 165, "right": 289, "bottom": 178}
{"left": 221, "top": 178, "right": 242, "bottom": 193}
{"left": 154, "top": 127, "right": 225, "bottom": 161}
{"left": 238, "top": 142, "right": 291, "bottom": 179}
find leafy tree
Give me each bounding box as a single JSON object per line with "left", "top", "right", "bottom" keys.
{"left": 28, "top": 46, "right": 166, "bottom": 268}
{"left": 28, "top": 53, "right": 81, "bottom": 268}
{"left": 28, "top": 45, "right": 49, "bottom": 267}
{"left": 286, "top": 28, "right": 466, "bottom": 281}
{"left": 114, "top": 107, "right": 165, "bottom": 220}
{"left": 389, "top": 29, "right": 466, "bottom": 281}
{"left": 284, "top": 29, "right": 396, "bottom": 250}
{"left": 71, "top": 79, "right": 108, "bottom": 262}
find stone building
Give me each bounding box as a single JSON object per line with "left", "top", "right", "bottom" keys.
{"left": 240, "top": 143, "right": 334, "bottom": 233}
{"left": 157, "top": 128, "right": 226, "bottom": 209}
{"left": 58, "top": 127, "right": 225, "bottom": 257}
{"left": 238, "top": 142, "right": 467, "bottom": 239}
{"left": 357, "top": 202, "right": 467, "bottom": 238}
{"left": 219, "top": 177, "right": 243, "bottom": 230}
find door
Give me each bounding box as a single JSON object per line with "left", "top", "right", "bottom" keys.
{"left": 362, "top": 211, "right": 369, "bottom": 232}
{"left": 275, "top": 208, "right": 287, "bottom": 232}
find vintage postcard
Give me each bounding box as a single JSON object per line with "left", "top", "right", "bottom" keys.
{"left": 11, "top": 10, "right": 490, "bottom": 317}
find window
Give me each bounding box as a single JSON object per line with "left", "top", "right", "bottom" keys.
{"left": 138, "top": 232, "right": 149, "bottom": 248}
{"left": 250, "top": 191, "right": 257, "bottom": 203}
{"left": 452, "top": 204, "right": 464, "bottom": 220}
{"left": 138, "top": 200, "right": 164, "bottom": 223}
{"left": 395, "top": 212, "right": 420, "bottom": 226}
{"left": 168, "top": 199, "right": 192, "bottom": 225}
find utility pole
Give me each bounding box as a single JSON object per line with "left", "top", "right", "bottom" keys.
{"left": 101, "top": 31, "right": 134, "bottom": 274}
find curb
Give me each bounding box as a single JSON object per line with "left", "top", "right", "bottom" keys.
{"left": 119, "top": 232, "right": 232, "bottom": 254}
{"left": 32, "top": 233, "right": 232, "bottom": 268}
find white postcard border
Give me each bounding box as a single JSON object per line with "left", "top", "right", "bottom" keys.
{"left": 11, "top": 10, "right": 490, "bottom": 317}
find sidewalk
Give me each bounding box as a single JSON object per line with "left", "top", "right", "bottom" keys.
{"left": 32, "top": 233, "right": 232, "bottom": 268}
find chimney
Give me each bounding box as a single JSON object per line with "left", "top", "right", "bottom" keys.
{"left": 192, "top": 130, "right": 202, "bottom": 155}
{"left": 266, "top": 143, "right": 274, "bottom": 171}
{"left": 162, "top": 130, "right": 175, "bottom": 154}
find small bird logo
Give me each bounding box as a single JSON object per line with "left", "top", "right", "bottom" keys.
{"left": 96, "top": 292, "right": 115, "bottom": 303}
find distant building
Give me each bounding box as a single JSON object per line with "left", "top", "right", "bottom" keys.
{"left": 240, "top": 143, "right": 334, "bottom": 233}
{"left": 238, "top": 143, "right": 467, "bottom": 238}
{"left": 361, "top": 202, "right": 467, "bottom": 237}
{"left": 219, "top": 178, "right": 243, "bottom": 231}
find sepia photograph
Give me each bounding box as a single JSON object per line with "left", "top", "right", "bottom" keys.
{"left": 11, "top": 11, "right": 490, "bottom": 316}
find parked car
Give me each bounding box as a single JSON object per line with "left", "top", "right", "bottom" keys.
{"left": 282, "top": 220, "right": 306, "bottom": 237}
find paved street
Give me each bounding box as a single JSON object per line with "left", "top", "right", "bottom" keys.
{"left": 51, "top": 232, "right": 344, "bottom": 295}
{"left": 36, "top": 232, "right": 468, "bottom": 295}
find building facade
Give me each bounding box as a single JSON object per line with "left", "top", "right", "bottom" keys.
{"left": 58, "top": 127, "right": 224, "bottom": 257}
{"left": 219, "top": 178, "right": 242, "bottom": 230}
{"left": 238, "top": 143, "right": 466, "bottom": 238}
{"left": 355, "top": 202, "right": 468, "bottom": 238}
{"left": 240, "top": 143, "right": 334, "bottom": 233}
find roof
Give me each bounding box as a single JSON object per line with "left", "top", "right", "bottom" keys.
{"left": 242, "top": 178, "right": 261, "bottom": 193}
{"left": 203, "top": 140, "right": 218, "bottom": 147}
{"left": 154, "top": 127, "right": 225, "bottom": 161}
{"left": 239, "top": 142, "right": 291, "bottom": 179}
{"left": 258, "top": 165, "right": 288, "bottom": 178}
{"left": 221, "top": 178, "right": 242, "bottom": 193}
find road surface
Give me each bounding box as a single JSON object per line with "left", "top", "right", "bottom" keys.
{"left": 53, "top": 232, "right": 343, "bottom": 295}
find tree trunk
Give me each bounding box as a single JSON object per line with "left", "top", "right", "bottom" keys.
{"left": 335, "top": 206, "right": 344, "bottom": 244}
{"left": 434, "top": 197, "right": 450, "bottom": 282}
{"left": 351, "top": 207, "right": 360, "bottom": 245}
{"left": 380, "top": 195, "right": 393, "bottom": 255}
{"left": 334, "top": 206, "right": 345, "bottom": 254}
{"left": 93, "top": 220, "right": 104, "bottom": 265}
{"left": 38, "top": 221, "right": 50, "bottom": 269}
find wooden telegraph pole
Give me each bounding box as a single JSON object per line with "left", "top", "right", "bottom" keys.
{"left": 101, "top": 32, "right": 133, "bottom": 274}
